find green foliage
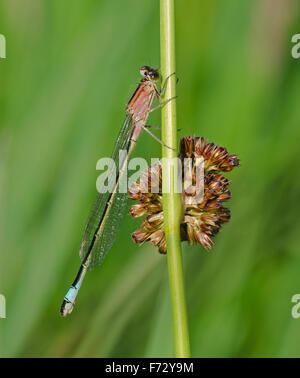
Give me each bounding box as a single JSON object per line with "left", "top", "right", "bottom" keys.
{"left": 0, "top": 0, "right": 300, "bottom": 357}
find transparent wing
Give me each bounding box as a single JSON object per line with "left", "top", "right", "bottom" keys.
{"left": 79, "top": 115, "right": 135, "bottom": 270}
{"left": 86, "top": 190, "right": 128, "bottom": 270}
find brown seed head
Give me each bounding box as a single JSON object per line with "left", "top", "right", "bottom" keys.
{"left": 129, "top": 136, "right": 239, "bottom": 253}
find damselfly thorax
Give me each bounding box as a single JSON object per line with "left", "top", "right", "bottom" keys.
{"left": 127, "top": 74, "right": 160, "bottom": 141}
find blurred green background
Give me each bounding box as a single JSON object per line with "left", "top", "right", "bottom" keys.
{"left": 1, "top": 0, "right": 300, "bottom": 358}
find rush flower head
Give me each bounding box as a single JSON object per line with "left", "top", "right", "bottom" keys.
{"left": 128, "top": 136, "right": 239, "bottom": 254}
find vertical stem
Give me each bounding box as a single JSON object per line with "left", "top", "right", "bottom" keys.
{"left": 160, "top": 0, "right": 191, "bottom": 358}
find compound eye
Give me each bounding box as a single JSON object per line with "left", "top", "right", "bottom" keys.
{"left": 140, "top": 67, "right": 149, "bottom": 77}
{"left": 150, "top": 72, "right": 159, "bottom": 81}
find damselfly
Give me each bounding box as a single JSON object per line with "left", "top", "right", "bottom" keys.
{"left": 60, "top": 66, "right": 175, "bottom": 316}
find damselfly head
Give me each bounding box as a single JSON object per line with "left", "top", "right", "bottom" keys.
{"left": 140, "top": 66, "right": 159, "bottom": 81}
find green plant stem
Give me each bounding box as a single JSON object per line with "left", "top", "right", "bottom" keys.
{"left": 160, "top": 0, "right": 191, "bottom": 358}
